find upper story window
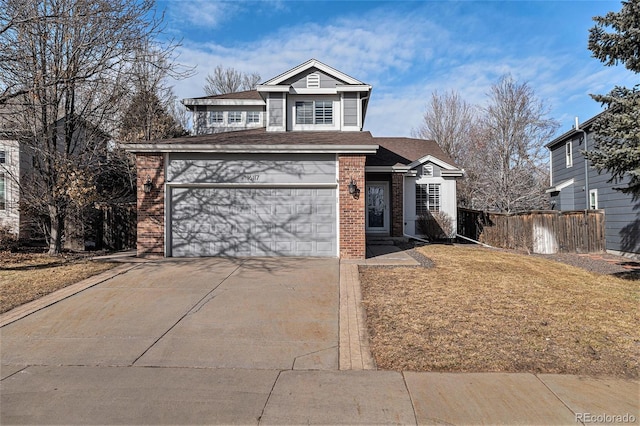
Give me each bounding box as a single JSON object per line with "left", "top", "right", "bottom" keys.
{"left": 247, "top": 111, "right": 260, "bottom": 123}
{"left": 565, "top": 141, "right": 573, "bottom": 168}
{"left": 296, "top": 101, "right": 314, "bottom": 124}
{"left": 416, "top": 183, "right": 441, "bottom": 215}
{"left": 421, "top": 164, "right": 433, "bottom": 177}
{"left": 296, "top": 101, "right": 332, "bottom": 125}
{"left": 589, "top": 189, "right": 598, "bottom": 209}
{"left": 0, "top": 150, "right": 5, "bottom": 164}
{"left": 315, "top": 101, "right": 332, "bottom": 124}
{"left": 228, "top": 111, "right": 242, "bottom": 123}
{"left": 208, "top": 111, "right": 223, "bottom": 125}
{"left": 307, "top": 73, "right": 320, "bottom": 88}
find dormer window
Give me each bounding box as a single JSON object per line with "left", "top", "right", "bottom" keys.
{"left": 295, "top": 101, "right": 333, "bottom": 125}
{"left": 307, "top": 73, "right": 320, "bottom": 88}
{"left": 422, "top": 164, "right": 433, "bottom": 177}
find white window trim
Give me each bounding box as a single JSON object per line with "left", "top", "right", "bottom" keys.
{"left": 565, "top": 141, "right": 573, "bottom": 168}
{"left": 247, "top": 111, "right": 261, "bottom": 124}
{"left": 291, "top": 96, "right": 339, "bottom": 131}
{"left": 416, "top": 182, "right": 441, "bottom": 215}
{"left": 228, "top": 111, "right": 243, "bottom": 124}
{"left": 589, "top": 189, "right": 598, "bottom": 209}
{"left": 207, "top": 111, "right": 224, "bottom": 126}
{"left": 422, "top": 164, "right": 433, "bottom": 177}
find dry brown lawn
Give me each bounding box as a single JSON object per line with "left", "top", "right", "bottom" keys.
{"left": 360, "top": 245, "right": 639, "bottom": 378}
{"left": 0, "top": 252, "right": 117, "bottom": 314}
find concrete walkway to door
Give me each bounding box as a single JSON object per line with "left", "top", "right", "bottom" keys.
{"left": 1, "top": 254, "right": 638, "bottom": 425}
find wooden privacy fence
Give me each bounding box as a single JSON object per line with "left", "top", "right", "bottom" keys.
{"left": 95, "top": 202, "right": 137, "bottom": 251}
{"left": 457, "top": 208, "right": 605, "bottom": 254}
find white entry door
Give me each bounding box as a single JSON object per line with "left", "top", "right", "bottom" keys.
{"left": 365, "top": 182, "right": 389, "bottom": 233}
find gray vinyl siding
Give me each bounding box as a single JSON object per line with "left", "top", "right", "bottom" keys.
{"left": 167, "top": 153, "right": 336, "bottom": 184}
{"left": 549, "top": 131, "right": 639, "bottom": 254}
{"left": 192, "top": 105, "right": 264, "bottom": 135}
{"left": 287, "top": 69, "right": 344, "bottom": 88}
{"left": 343, "top": 93, "right": 358, "bottom": 127}
{"left": 268, "top": 94, "right": 283, "bottom": 126}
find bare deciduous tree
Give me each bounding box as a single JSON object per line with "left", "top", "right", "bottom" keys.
{"left": 203, "top": 65, "right": 261, "bottom": 95}
{"left": 412, "top": 90, "right": 476, "bottom": 164}
{"left": 474, "top": 75, "right": 559, "bottom": 212}
{"left": 415, "top": 75, "right": 558, "bottom": 212}
{"left": 0, "top": 0, "right": 183, "bottom": 254}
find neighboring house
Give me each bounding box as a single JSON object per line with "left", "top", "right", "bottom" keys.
{"left": 0, "top": 138, "right": 21, "bottom": 236}
{"left": 0, "top": 114, "right": 110, "bottom": 248}
{"left": 546, "top": 113, "right": 639, "bottom": 257}
{"left": 126, "top": 59, "right": 463, "bottom": 259}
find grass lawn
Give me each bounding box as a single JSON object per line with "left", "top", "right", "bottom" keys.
{"left": 360, "top": 245, "right": 639, "bottom": 378}
{"left": 0, "top": 252, "right": 117, "bottom": 314}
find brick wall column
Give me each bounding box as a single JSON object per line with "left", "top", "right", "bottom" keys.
{"left": 391, "top": 172, "right": 404, "bottom": 237}
{"left": 339, "top": 155, "right": 366, "bottom": 259}
{"left": 136, "top": 153, "right": 165, "bottom": 257}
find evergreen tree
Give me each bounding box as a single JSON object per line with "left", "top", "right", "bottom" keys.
{"left": 586, "top": 0, "right": 640, "bottom": 195}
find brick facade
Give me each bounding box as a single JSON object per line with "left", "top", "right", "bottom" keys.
{"left": 391, "top": 172, "right": 404, "bottom": 237}
{"left": 339, "top": 154, "right": 366, "bottom": 259}
{"left": 136, "top": 153, "right": 165, "bottom": 257}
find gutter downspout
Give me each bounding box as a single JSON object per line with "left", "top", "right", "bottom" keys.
{"left": 360, "top": 92, "right": 370, "bottom": 131}
{"left": 575, "top": 117, "right": 589, "bottom": 210}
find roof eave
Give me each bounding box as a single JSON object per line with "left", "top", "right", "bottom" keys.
{"left": 123, "top": 143, "right": 380, "bottom": 155}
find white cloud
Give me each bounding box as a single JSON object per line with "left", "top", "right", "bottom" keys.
{"left": 166, "top": 0, "right": 241, "bottom": 29}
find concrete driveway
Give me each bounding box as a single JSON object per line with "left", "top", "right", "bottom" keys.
{"left": 1, "top": 257, "right": 339, "bottom": 371}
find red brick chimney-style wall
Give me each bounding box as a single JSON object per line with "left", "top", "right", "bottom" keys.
{"left": 136, "top": 153, "right": 165, "bottom": 257}
{"left": 391, "top": 172, "right": 404, "bottom": 237}
{"left": 339, "top": 155, "right": 366, "bottom": 259}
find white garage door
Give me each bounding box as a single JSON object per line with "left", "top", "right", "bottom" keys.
{"left": 170, "top": 186, "right": 337, "bottom": 257}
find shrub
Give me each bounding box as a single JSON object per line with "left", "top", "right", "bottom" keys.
{"left": 416, "top": 211, "right": 456, "bottom": 241}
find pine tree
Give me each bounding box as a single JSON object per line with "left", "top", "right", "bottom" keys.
{"left": 587, "top": 0, "right": 640, "bottom": 195}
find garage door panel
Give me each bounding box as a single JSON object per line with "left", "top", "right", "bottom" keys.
{"left": 171, "top": 187, "right": 336, "bottom": 257}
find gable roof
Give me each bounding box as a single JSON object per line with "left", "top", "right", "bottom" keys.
{"left": 182, "top": 90, "right": 265, "bottom": 108}
{"left": 188, "top": 90, "right": 263, "bottom": 101}
{"left": 261, "top": 59, "right": 365, "bottom": 86}
{"left": 368, "top": 137, "right": 458, "bottom": 168}
{"left": 546, "top": 112, "right": 604, "bottom": 149}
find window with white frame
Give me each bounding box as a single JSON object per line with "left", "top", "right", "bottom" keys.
{"left": 0, "top": 150, "right": 5, "bottom": 164}
{"left": 314, "top": 101, "right": 332, "bottom": 124}
{"left": 589, "top": 189, "right": 598, "bottom": 209}
{"left": 295, "top": 101, "right": 333, "bottom": 125}
{"left": 247, "top": 111, "right": 260, "bottom": 123}
{"left": 208, "top": 111, "right": 223, "bottom": 125}
{"left": 228, "top": 111, "right": 242, "bottom": 123}
{"left": 565, "top": 141, "right": 573, "bottom": 168}
{"left": 416, "top": 183, "right": 441, "bottom": 215}
{"left": 307, "top": 73, "right": 320, "bottom": 88}
{"left": 296, "top": 101, "right": 313, "bottom": 124}
{"left": 0, "top": 173, "right": 5, "bottom": 210}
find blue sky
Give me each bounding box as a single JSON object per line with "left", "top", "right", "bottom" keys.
{"left": 157, "top": 0, "right": 637, "bottom": 139}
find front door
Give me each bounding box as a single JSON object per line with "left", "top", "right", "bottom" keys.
{"left": 365, "top": 182, "right": 389, "bottom": 233}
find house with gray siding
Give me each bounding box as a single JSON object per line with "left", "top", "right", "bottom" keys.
{"left": 127, "top": 59, "right": 463, "bottom": 258}
{"left": 546, "top": 113, "right": 639, "bottom": 257}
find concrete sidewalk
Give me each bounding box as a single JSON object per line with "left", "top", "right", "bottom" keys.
{"left": 1, "top": 248, "right": 638, "bottom": 425}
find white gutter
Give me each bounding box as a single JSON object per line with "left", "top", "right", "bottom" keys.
{"left": 123, "top": 144, "right": 380, "bottom": 154}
